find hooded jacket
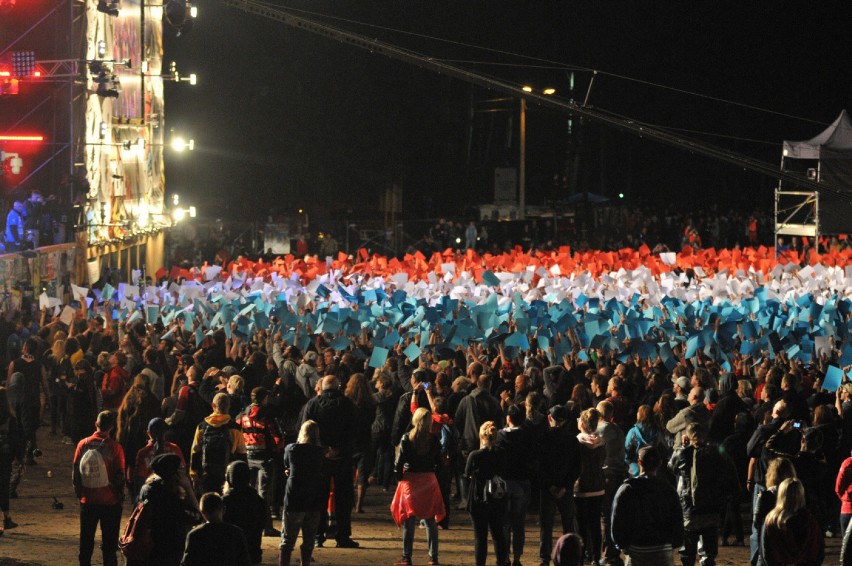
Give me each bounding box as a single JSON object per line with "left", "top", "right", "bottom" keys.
{"left": 668, "top": 442, "right": 737, "bottom": 519}
{"left": 189, "top": 413, "right": 247, "bottom": 481}
{"left": 611, "top": 474, "right": 684, "bottom": 551}
{"left": 575, "top": 432, "right": 606, "bottom": 496}
{"left": 300, "top": 388, "right": 355, "bottom": 455}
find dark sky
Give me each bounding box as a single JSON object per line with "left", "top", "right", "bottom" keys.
{"left": 162, "top": 1, "right": 852, "bottom": 230}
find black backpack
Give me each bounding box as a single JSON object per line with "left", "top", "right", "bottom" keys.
{"left": 199, "top": 421, "right": 234, "bottom": 475}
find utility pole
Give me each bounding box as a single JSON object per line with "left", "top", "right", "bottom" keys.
{"left": 519, "top": 97, "right": 526, "bottom": 220}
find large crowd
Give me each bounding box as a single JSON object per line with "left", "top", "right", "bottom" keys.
{"left": 2, "top": 245, "right": 852, "bottom": 566}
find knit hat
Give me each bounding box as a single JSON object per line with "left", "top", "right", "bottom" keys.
{"left": 150, "top": 453, "right": 182, "bottom": 480}
{"left": 226, "top": 460, "right": 250, "bottom": 488}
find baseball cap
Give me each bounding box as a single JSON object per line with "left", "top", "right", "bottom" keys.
{"left": 549, "top": 405, "right": 570, "bottom": 422}
{"left": 304, "top": 351, "right": 318, "bottom": 363}
{"left": 675, "top": 376, "right": 690, "bottom": 391}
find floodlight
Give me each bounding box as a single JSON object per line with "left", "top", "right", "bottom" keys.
{"left": 171, "top": 137, "right": 194, "bottom": 152}
{"left": 173, "top": 207, "right": 186, "bottom": 222}
{"left": 97, "top": 40, "right": 107, "bottom": 58}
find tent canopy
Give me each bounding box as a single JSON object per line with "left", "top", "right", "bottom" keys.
{"left": 783, "top": 109, "right": 852, "bottom": 160}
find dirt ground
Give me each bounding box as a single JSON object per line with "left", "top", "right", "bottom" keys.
{"left": 0, "top": 429, "right": 841, "bottom": 565}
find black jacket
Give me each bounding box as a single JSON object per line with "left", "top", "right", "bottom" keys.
{"left": 538, "top": 425, "right": 581, "bottom": 491}
{"left": 282, "top": 443, "right": 326, "bottom": 512}
{"left": 394, "top": 434, "right": 442, "bottom": 475}
{"left": 709, "top": 390, "right": 748, "bottom": 443}
{"left": 454, "top": 387, "right": 504, "bottom": 453}
{"left": 223, "top": 486, "right": 267, "bottom": 565}
{"left": 495, "top": 426, "right": 532, "bottom": 481}
{"left": 300, "top": 389, "right": 355, "bottom": 455}
{"left": 391, "top": 390, "right": 428, "bottom": 446}
{"left": 464, "top": 446, "right": 507, "bottom": 508}
{"left": 138, "top": 477, "right": 202, "bottom": 565}
{"left": 746, "top": 418, "right": 784, "bottom": 486}
{"left": 669, "top": 442, "right": 738, "bottom": 518}
{"left": 611, "top": 474, "right": 684, "bottom": 550}
{"left": 181, "top": 521, "right": 251, "bottom": 566}
{"left": 371, "top": 390, "right": 397, "bottom": 440}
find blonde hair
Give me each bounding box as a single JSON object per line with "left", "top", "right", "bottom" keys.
{"left": 408, "top": 407, "right": 432, "bottom": 451}
{"left": 579, "top": 408, "right": 601, "bottom": 434}
{"left": 765, "top": 478, "right": 806, "bottom": 530}
{"left": 765, "top": 457, "right": 798, "bottom": 489}
{"left": 51, "top": 339, "right": 66, "bottom": 361}
{"left": 227, "top": 374, "right": 244, "bottom": 392}
{"left": 479, "top": 420, "right": 498, "bottom": 449}
{"left": 97, "top": 351, "right": 110, "bottom": 370}
{"left": 297, "top": 420, "right": 321, "bottom": 445}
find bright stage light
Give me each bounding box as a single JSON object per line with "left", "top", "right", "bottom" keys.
{"left": 521, "top": 86, "right": 533, "bottom": 93}
{"left": 171, "top": 137, "right": 194, "bottom": 152}
{"left": 188, "top": 206, "right": 197, "bottom": 218}
{"left": 542, "top": 87, "right": 556, "bottom": 95}
{"left": 188, "top": 73, "right": 197, "bottom": 85}
{"left": 190, "top": 5, "right": 197, "bottom": 17}
{"left": 0, "top": 135, "right": 44, "bottom": 141}
{"left": 97, "top": 40, "right": 107, "bottom": 58}
{"left": 173, "top": 207, "right": 186, "bottom": 222}
{"left": 172, "top": 194, "right": 180, "bottom": 205}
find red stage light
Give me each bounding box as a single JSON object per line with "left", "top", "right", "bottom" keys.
{"left": 0, "top": 135, "right": 44, "bottom": 141}
{"left": 0, "top": 71, "right": 10, "bottom": 77}
{"left": 33, "top": 71, "right": 41, "bottom": 77}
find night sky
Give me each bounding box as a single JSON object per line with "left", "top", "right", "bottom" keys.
{"left": 160, "top": 2, "right": 851, "bottom": 230}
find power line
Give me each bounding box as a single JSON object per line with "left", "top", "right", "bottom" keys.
{"left": 264, "top": 0, "right": 828, "bottom": 128}
{"left": 225, "top": 0, "right": 852, "bottom": 204}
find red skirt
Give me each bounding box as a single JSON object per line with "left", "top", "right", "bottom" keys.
{"left": 390, "top": 472, "right": 446, "bottom": 526}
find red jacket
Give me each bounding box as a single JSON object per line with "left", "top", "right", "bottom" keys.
{"left": 836, "top": 456, "right": 852, "bottom": 514}
{"left": 73, "top": 430, "right": 125, "bottom": 506}
{"left": 236, "top": 404, "right": 283, "bottom": 459}
{"left": 133, "top": 441, "right": 185, "bottom": 484}
{"left": 102, "top": 366, "right": 129, "bottom": 409}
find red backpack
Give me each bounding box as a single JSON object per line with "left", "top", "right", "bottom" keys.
{"left": 118, "top": 499, "right": 153, "bottom": 560}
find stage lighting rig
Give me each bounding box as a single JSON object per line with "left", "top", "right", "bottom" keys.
{"left": 0, "top": 152, "right": 23, "bottom": 175}
{"left": 97, "top": 0, "right": 119, "bottom": 17}
{"left": 11, "top": 51, "right": 36, "bottom": 77}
